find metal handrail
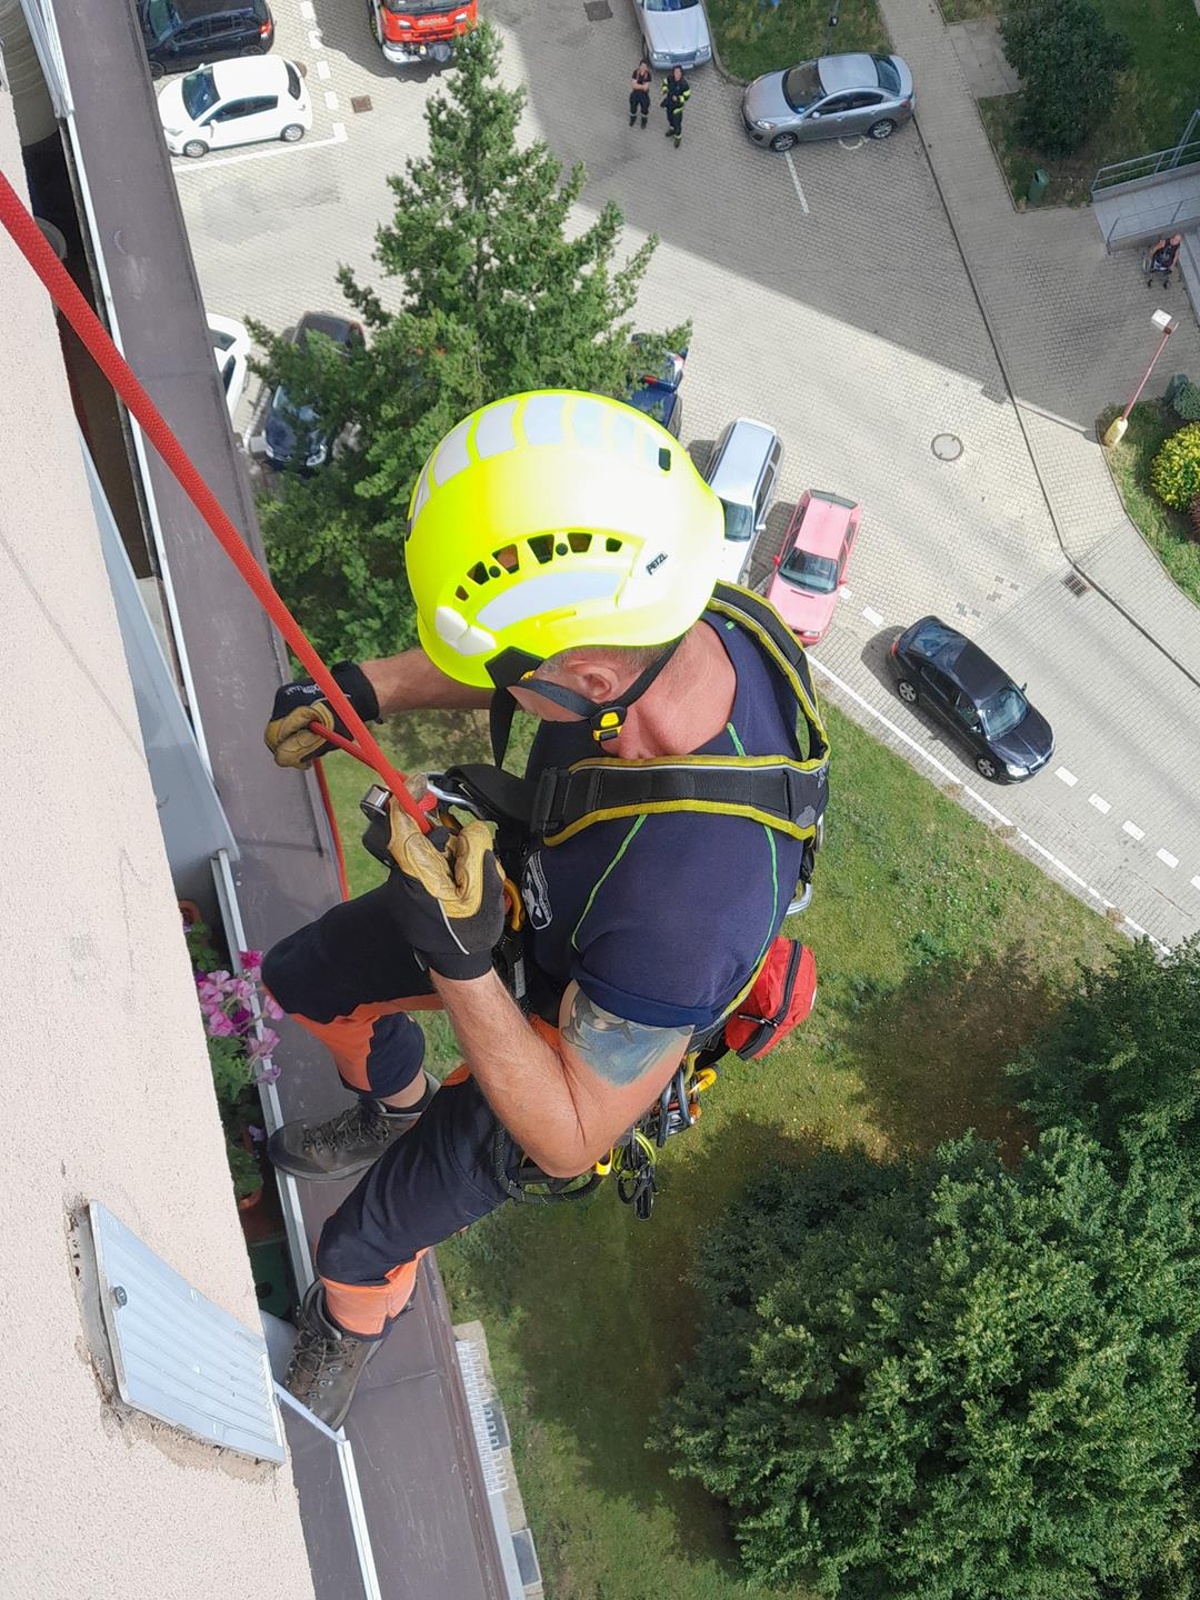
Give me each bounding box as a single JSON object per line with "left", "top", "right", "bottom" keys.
{"left": 1092, "top": 111, "right": 1200, "bottom": 195}
{"left": 1105, "top": 194, "right": 1200, "bottom": 248}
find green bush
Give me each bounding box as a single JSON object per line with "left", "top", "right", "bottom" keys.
{"left": 1001, "top": 0, "right": 1130, "bottom": 157}
{"left": 659, "top": 1134, "right": 1200, "bottom": 1598}
{"left": 1150, "top": 422, "right": 1200, "bottom": 509}
{"left": 1171, "top": 378, "right": 1200, "bottom": 423}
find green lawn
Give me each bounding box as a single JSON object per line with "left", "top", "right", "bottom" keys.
{"left": 704, "top": 0, "right": 888, "bottom": 82}
{"left": 318, "top": 702, "right": 1117, "bottom": 1600}
{"left": 1101, "top": 398, "right": 1200, "bottom": 607}
{"left": 962, "top": 0, "right": 1200, "bottom": 206}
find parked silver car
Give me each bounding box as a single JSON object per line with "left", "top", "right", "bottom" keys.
{"left": 631, "top": 0, "right": 712, "bottom": 70}
{"left": 742, "top": 53, "right": 914, "bottom": 151}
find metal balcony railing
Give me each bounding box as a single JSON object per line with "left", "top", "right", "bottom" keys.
{"left": 1091, "top": 110, "right": 1200, "bottom": 196}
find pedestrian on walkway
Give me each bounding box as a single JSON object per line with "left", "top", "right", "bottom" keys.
{"left": 662, "top": 65, "right": 690, "bottom": 148}
{"left": 1148, "top": 234, "right": 1183, "bottom": 288}
{"left": 629, "top": 57, "right": 652, "bottom": 129}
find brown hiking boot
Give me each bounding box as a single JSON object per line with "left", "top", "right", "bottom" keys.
{"left": 284, "top": 1283, "right": 383, "bottom": 1429}
{"left": 267, "top": 1070, "right": 438, "bottom": 1181}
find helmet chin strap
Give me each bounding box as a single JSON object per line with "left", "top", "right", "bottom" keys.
{"left": 486, "top": 638, "right": 684, "bottom": 762}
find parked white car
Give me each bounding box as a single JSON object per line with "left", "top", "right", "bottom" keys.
{"left": 208, "top": 315, "right": 251, "bottom": 420}
{"left": 157, "top": 57, "right": 311, "bottom": 159}
{"left": 632, "top": 0, "right": 712, "bottom": 70}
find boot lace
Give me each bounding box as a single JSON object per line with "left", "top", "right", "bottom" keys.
{"left": 302, "top": 1101, "right": 388, "bottom": 1157}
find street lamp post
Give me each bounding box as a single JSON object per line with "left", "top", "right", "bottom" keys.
{"left": 1102, "top": 308, "right": 1179, "bottom": 447}
{"left": 823, "top": 0, "right": 843, "bottom": 56}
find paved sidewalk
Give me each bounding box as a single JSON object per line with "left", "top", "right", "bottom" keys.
{"left": 878, "top": 0, "right": 1200, "bottom": 692}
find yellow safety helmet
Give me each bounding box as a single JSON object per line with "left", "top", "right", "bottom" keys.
{"left": 405, "top": 390, "right": 724, "bottom": 692}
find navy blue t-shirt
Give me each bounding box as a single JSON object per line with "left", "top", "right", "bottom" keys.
{"left": 519, "top": 616, "right": 806, "bottom": 1031}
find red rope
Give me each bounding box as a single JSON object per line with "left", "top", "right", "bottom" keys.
{"left": 313, "top": 762, "right": 351, "bottom": 902}
{"left": 0, "top": 168, "right": 428, "bottom": 832}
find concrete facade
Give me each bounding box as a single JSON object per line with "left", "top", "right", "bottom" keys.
{"left": 0, "top": 89, "right": 315, "bottom": 1600}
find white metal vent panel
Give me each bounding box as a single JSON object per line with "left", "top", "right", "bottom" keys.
{"left": 89, "top": 1201, "right": 286, "bottom": 1464}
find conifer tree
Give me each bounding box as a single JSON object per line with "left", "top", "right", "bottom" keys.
{"left": 255, "top": 21, "right": 681, "bottom": 663}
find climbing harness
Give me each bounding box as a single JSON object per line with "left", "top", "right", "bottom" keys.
{"left": 423, "top": 582, "right": 830, "bottom": 1219}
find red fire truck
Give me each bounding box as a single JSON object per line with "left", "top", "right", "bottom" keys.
{"left": 366, "top": 0, "right": 477, "bottom": 67}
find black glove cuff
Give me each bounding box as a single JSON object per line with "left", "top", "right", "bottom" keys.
{"left": 331, "top": 660, "right": 381, "bottom": 724}
{"left": 418, "top": 947, "right": 497, "bottom": 982}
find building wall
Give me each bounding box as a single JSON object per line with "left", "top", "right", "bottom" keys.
{"left": 0, "top": 91, "right": 315, "bottom": 1600}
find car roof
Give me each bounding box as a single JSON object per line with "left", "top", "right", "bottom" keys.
{"left": 790, "top": 491, "right": 856, "bottom": 558}
{"left": 294, "top": 310, "right": 359, "bottom": 345}
{"left": 177, "top": 0, "right": 261, "bottom": 17}
{"left": 711, "top": 416, "right": 777, "bottom": 477}
{"left": 817, "top": 53, "right": 879, "bottom": 93}
{"left": 947, "top": 641, "right": 1011, "bottom": 699}
{"left": 211, "top": 55, "right": 290, "bottom": 93}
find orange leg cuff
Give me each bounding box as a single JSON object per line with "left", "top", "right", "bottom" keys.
{"left": 321, "top": 1250, "right": 427, "bottom": 1338}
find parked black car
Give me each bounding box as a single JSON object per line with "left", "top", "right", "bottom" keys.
{"left": 888, "top": 616, "right": 1054, "bottom": 782}
{"left": 263, "top": 311, "right": 365, "bottom": 471}
{"left": 140, "top": 0, "right": 274, "bottom": 78}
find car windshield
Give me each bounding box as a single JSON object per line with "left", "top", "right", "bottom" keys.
{"left": 722, "top": 502, "right": 754, "bottom": 543}
{"left": 642, "top": 0, "right": 699, "bottom": 10}
{"left": 780, "top": 547, "right": 838, "bottom": 593}
{"left": 644, "top": 391, "right": 673, "bottom": 426}
{"left": 181, "top": 69, "right": 219, "bottom": 119}
{"left": 783, "top": 62, "right": 822, "bottom": 110}
{"left": 271, "top": 387, "right": 317, "bottom": 425}
{"left": 977, "top": 684, "right": 1028, "bottom": 739}
{"left": 876, "top": 55, "right": 901, "bottom": 92}
{"left": 142, "top": 0, "right": 177, "bottom": 41}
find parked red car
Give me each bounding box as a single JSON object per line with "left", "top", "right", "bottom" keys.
{"left": 765, "top": 488, "right": 861, "bottom": 646}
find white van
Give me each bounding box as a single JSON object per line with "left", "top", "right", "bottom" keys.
{"left": 703, "top": 418, "right": 784, "bottom": 584}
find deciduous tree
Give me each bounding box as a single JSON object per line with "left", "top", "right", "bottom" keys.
{"left": 1001, "top": 0, "right": 1130, "bottom": 158}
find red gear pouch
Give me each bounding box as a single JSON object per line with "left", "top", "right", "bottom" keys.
{"left": 724, "top": 938, "right": 817, "bottom": 1061}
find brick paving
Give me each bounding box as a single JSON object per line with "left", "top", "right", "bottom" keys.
{"left": 172, "top": 0, "right": 1200, "bottom": 943}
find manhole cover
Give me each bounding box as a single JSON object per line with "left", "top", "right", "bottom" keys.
{"left": 932, "top": 433, "right": 964, "bottom": 461}
{"left": 584, "top": 0, "right": 611, "bottom": 18}
{"left": 351, "top": 95, "right": 373, "bottom": 113}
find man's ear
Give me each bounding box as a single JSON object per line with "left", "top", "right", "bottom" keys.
{"left": 553, "top": 656, "right": 624, "bottom": 707}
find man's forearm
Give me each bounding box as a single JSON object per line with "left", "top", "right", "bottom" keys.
{"left": 362, "top": 648, "right": 494, "bottom": 717}
{"left": 430, "top": 971, "right": 592, "bottom": 1177}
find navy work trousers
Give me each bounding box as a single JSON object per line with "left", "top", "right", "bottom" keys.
{"left": 263, "top": 886, "right": 520, "bottom": 1287}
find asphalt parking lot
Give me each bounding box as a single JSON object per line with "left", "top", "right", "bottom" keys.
{"left": 171, "top": 0, "right": 1200, "bottom": 946}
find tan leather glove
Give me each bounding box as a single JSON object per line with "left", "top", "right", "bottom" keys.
{"left": 264, "top": 662, "right": 380, "bottom": 768}
{"left": 384, "top": 801, "right": 506, "bottom": 980}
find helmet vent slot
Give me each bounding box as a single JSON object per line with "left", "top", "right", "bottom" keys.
{"left": 567, "top": 531, "right": 592, "bottom": 553}
{"left": 467, "top": 561, "right": 490, "bottom": 586}
{"left": 527, "top": 535, "right": 556, "bottom": 566}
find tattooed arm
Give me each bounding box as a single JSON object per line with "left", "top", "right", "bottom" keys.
{"left": 430, "top": 970, "right": 691, "bottom": 1177}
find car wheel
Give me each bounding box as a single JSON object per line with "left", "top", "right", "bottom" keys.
{"left": 769, "top": 132, "right": 798, "bottom": 153}
{"left": 182, "top": 139, "right": 209, "bottom": 158}
{"left": 867, "top": 119, "right": 897, "bottom": 140}
{"left": 149, "top": 60, "right": 165, "bottom": 79}
{"left": 896, "top": 678, "right": 918, "bottom": 705}
{"left": 975, "top": 754, "right": 999, "bottom": 781}
{"left": 239, "top": 41, "right": 266, "bottom": 55}
{"left": 280, "top": 124, "right": 305, "bottom": 142}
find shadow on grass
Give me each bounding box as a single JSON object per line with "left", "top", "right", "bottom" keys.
{"left": 825, "top": 943, "right": 1053, "bottom": 1160}
{"left": 441, "top": 1113, "right": 828, "bottom": 1593}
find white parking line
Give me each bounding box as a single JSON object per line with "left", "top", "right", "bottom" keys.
{"left": 308, "top": 27, "right": 323, "bottom": 48}
{"left": 172, "top": 125, "right": 349, "bottom": 173}
{"left": 1192, "top": 875, "right": 1200, "bottom": 891}
{"left": 783, "top": 151, "right": 810, "bottom": 214}
{"left": 1055, "top": 766, "right": 1077, "bottom": 787}
{"left": 811, "top": 658, "right": 1170, "bottom": 951}
{"left": 325, "top": 91, "right": 339, "bottom": 110}
{"left": 1087, "top": 793, "right": 1111, "bottom": 815}
{"left": 1122, "top": 820, "right": 1145, "bottom": 840}
{"left": 299, "top": 0, "right": 315, "bottom": 14}
{"left": 1157, "top": 849, "right": 1179, "bottom": 869}
{"left": 861, "top": 605, "right": 883, "bottom": 626}
{"left": 317, "top": 58, "right": 331, "bottom": 79}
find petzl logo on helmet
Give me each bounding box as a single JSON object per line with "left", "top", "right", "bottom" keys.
{"left": 645, "top": 552, "right": 667, "bottom": 575}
